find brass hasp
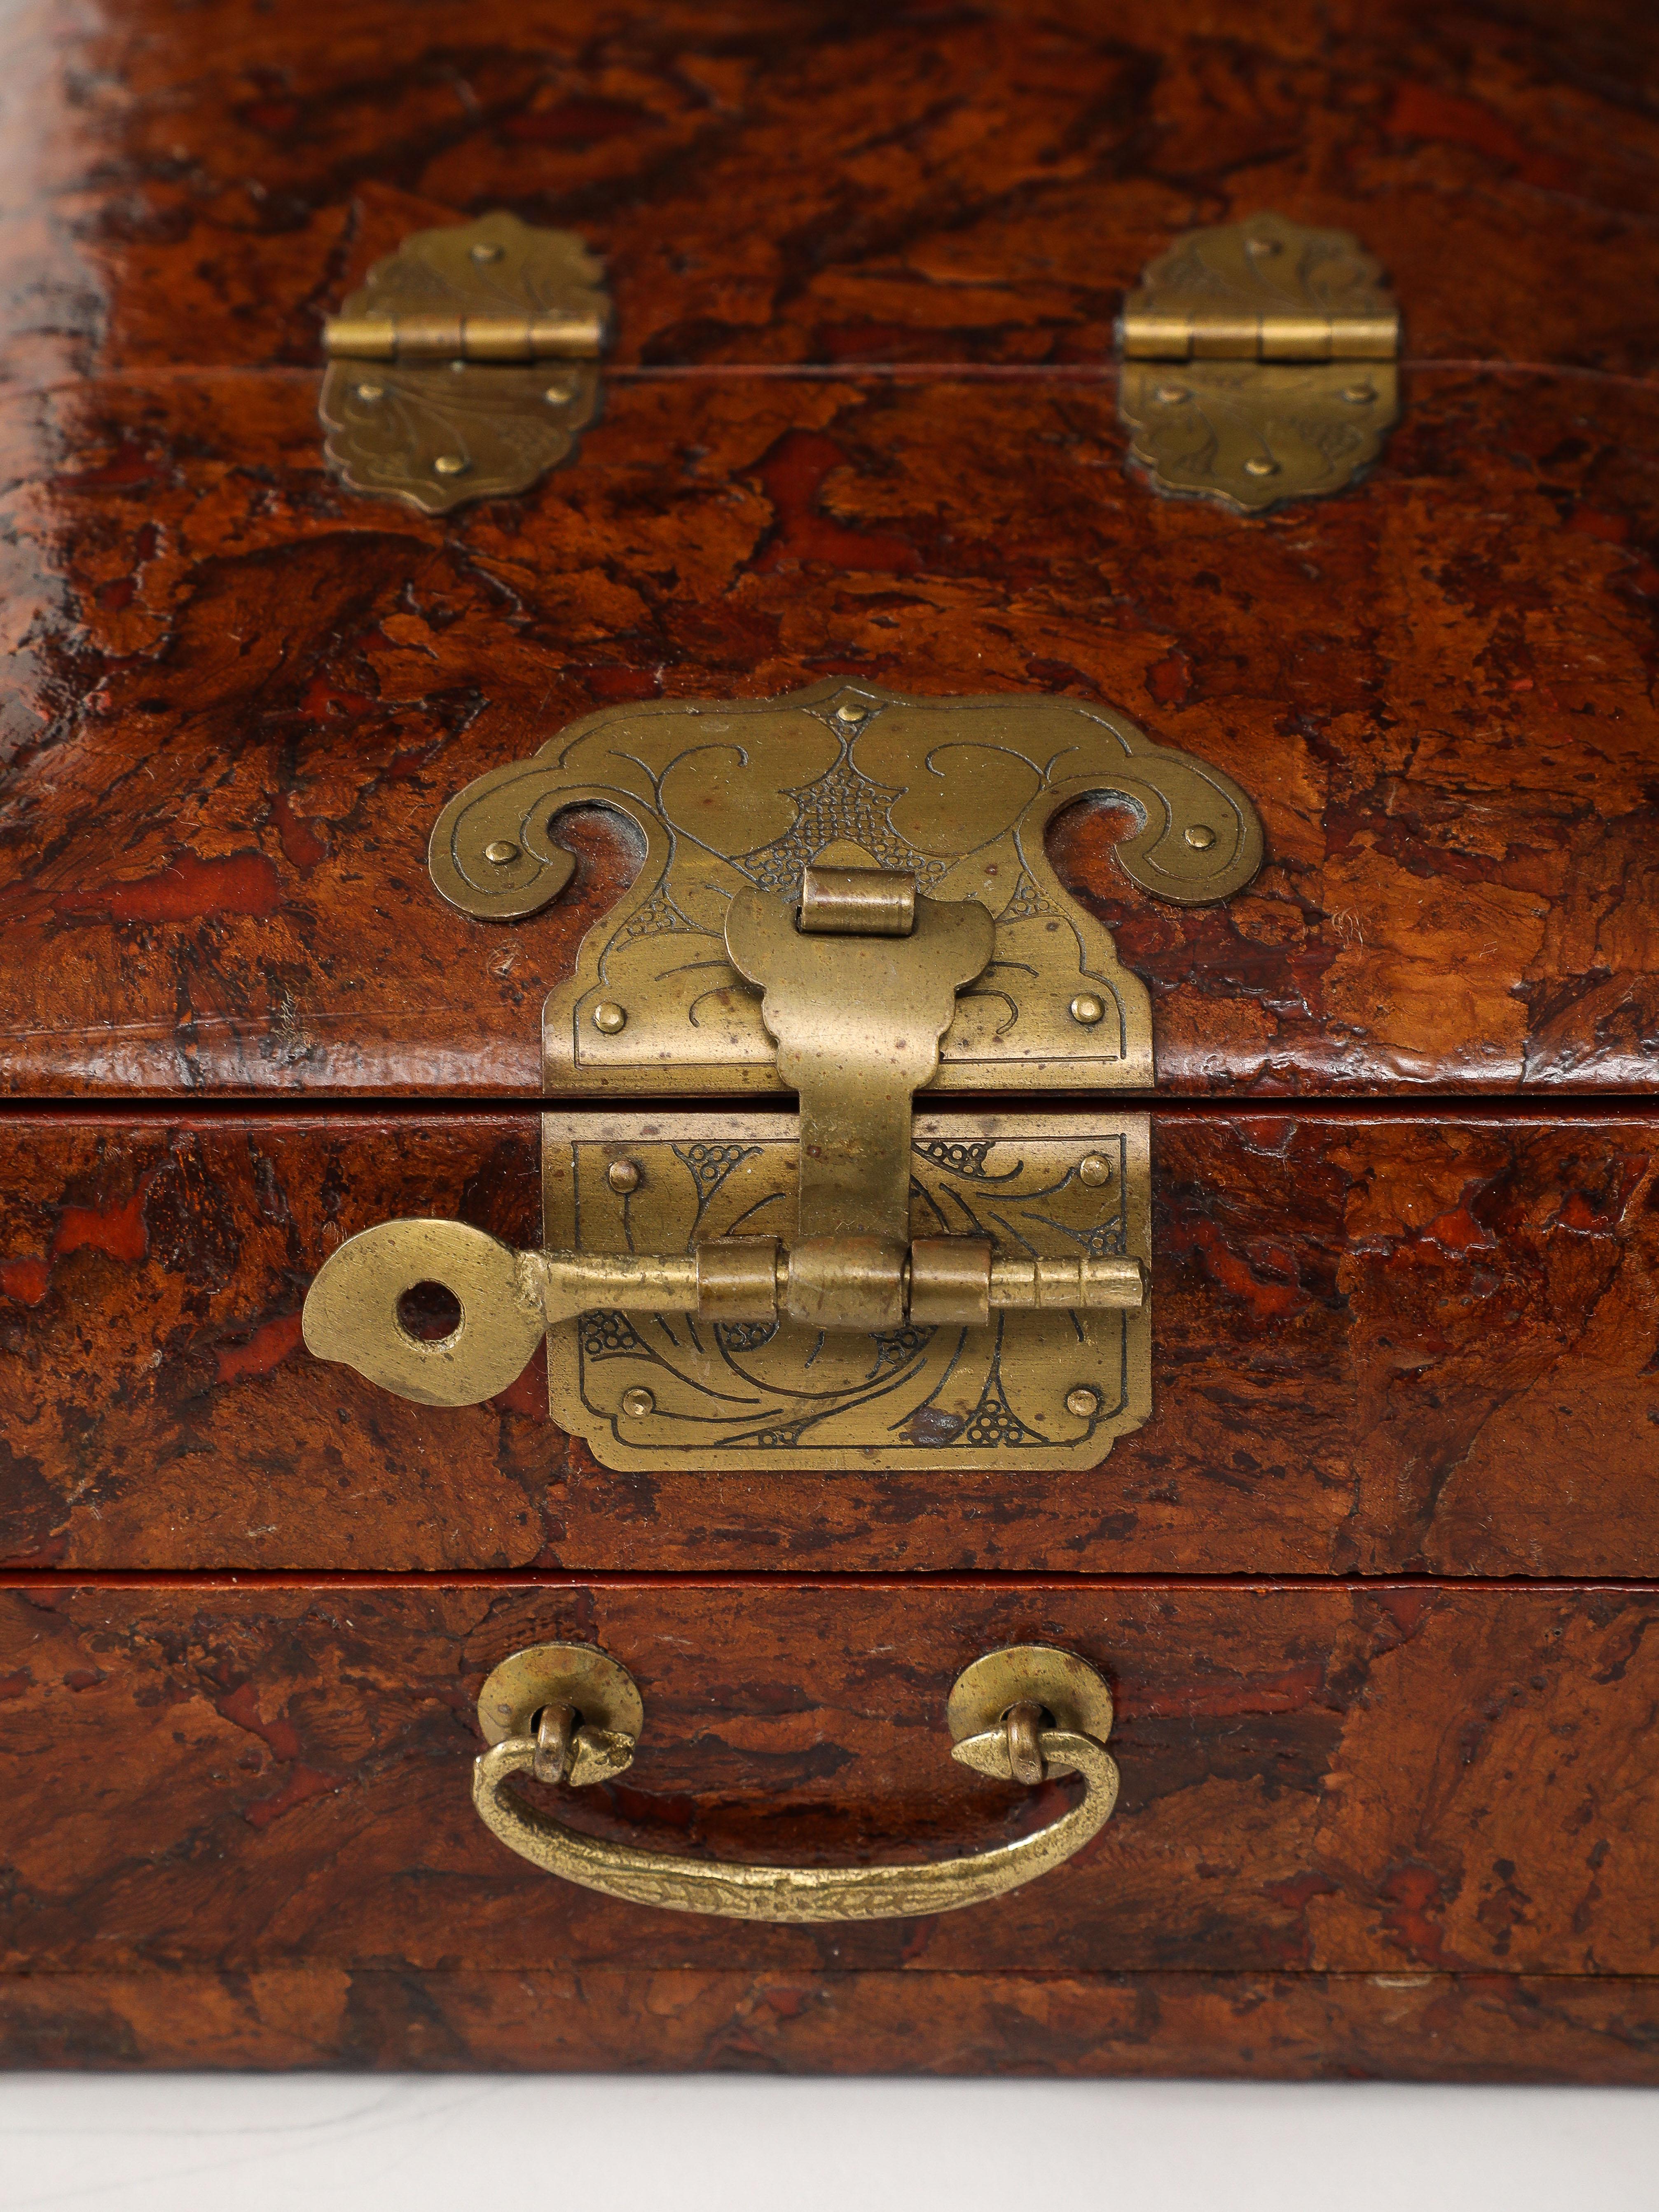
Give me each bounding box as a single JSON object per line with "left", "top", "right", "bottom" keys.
{"left": 303, "top": 864, "right": 1147, "bottom": 1406}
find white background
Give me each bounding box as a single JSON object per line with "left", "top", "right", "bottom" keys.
{"left": 3, "top": 2076, "right": 1656, "bottom": 2211}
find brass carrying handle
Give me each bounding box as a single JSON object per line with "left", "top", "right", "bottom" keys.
{"left": 470, "top": 1643, "right": 1118, "bottom": 1923}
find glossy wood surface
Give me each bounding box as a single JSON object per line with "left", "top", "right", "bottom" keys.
{"left": 0, "top": 3, "right": 1654, "bottom": 1097}
{"left": 5, "top": 0, "right": 1658, "bottom": 378}
{"left": 2, "top": 0, "right": 1657, "bottom": 2083}
{"left": 3, "top": 1110, "right": 1656, "bottom": 1575}
{"left": 4, "top": 1579, "right": 1658, "bottom": 1984}
{"left": 6, "top": 1966, "right": 1659, "bottom": 2080}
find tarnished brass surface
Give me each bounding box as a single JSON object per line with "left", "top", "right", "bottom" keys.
{"left": 303, "top": 1228, "right": 702, "bottom": 1409}
{"left": 1119, "top": 213, "right": 1400, "bottom": 511}
{"left": 909, "top": 1236, "right": 992, "bottom": 1329}
{"left": 319, "top": 211, "right": 608, "bottom": 514}
{"left": 477, "top": 1642, "right": 645, "bottom": 1749}
{"left": 301, "top": 1218, "right": 550, "bottom": 1409}
{"left": 533, "top": 1705, "right": 577, "bottom": 1786}
{"left": 945, "top": 1643, "right": 1116, "bottom": 1748}
{"left": 1002, "top": 1700, "right": 1047, "bottom": 1787}
{"left": 727, "top": 879, "right": 994, "bottom": 1328}
{"left": 543, "top": 1110, "right": 1151, "bottom": 1472}
{"left": 798, "top": 864, "right": 917, "bottom": 936}
{"left": 470, "top": 1643, "right": 1118, "bottom": 1922}
{"left": 694, "top": 1236, "right": 782, "bottom": 1320}
{"left": 311, "top": 686, "right": 1217, "bottom": 1460}
{"left": 427, "top": 679, "right": 1264, "bottom": 1093}
{"left": 302, "top": 1100, "right": 1149, "bottom": 1459}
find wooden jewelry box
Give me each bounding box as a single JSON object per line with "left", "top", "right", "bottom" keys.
{"left": 1, "top": 0, "right": 1657, "bottom": 2077}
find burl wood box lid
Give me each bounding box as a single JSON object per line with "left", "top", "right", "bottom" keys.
{"left": 0, "top": 0, "right": 1653, "bottom": 1104}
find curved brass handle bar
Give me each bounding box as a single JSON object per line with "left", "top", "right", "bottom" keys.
{"left": 472, "top": 1725, "right": 1118, "bottom": 1922}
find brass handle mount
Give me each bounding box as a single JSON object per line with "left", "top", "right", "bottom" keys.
{"left": 471, "top": 1642, "right": 1118, "bottom": 1922}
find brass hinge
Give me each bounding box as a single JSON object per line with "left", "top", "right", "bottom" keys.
{"left": 1117, "top": 212, "right": 1401, "bottom": 512}
{"left": 302, "top": 680, "right": 1268, "bottom": 1473}
{"left": 319, "top": 211, "right": 611, "bottom": 514}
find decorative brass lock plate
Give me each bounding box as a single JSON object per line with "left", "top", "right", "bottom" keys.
{"left": 305, "top": 679, "right": 1266, "bottom": 1474}
{"left": 543, "top": 1110, "right": 1149, "bottom": 1472}
{"left": 1118, "top": 212, "right": 1400, "bottom": 511}
{"left": 321, "top": 212, "right": 609, "bottom": 513}
{"left": 430, "top": 678, "right": 1263, "bottom": 1092}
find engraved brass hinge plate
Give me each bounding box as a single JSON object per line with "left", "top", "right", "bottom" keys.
{"left": 320, "top": 211, "right": 610, "bottom": 514}
{"left": 1118, "top": 212, "right": 1400, "bottom": 512}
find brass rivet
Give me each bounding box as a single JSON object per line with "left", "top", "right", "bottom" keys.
{"left": 470, "top": 242, "right": 504, "bottom": 264}
{"left": 607, "top": 1159, "right": 641, "bottom": 1194}
{"left": 1247, "top": 235, "right": 1280, "bottom": 256}
{"left": 1066, "top": 1386, "right": 1100, "bottom": 1418}
{"left": 483, "top": 839, "right": 520, "bottom": 866}
{"left": 1184, "top": 823, "right": 1217, "bottom": 850}
{"left": 1078, "top": 1154, "right": 1112, "bottom": 1187}
{"left": 1154, "top": 383, "right": 1190, "bottom": 404}
{"left": 620, "top": 1386, "right": 655, "bottom": 1418}
{"left": 1069, "top": 993, "right": 1105, "bottom": 1026}
{"left": 434, "top": 454, "right": 470, "bottom": 476}
{"left": 835, "top": 702, "right": 868, "bottom": 724}
{"left": 1341, "top": 383, "right": 1376, "bottom": 405}
{"left": 449, "top": 358, "right": 467, "bottom": 375}
{"left": 544, "top": 376, "right": 577, "bottom": 404}
{"left": 593, "top": 1002, "right": 627, "bottom": 1035}
{"left": 1243, "top": 457, "right": 1279, "bottom": 477}
{"left": 355, "top": 382, "right": 384, "bottom": 403}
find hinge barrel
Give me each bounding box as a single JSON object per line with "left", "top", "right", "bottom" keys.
{"left": 1120, "top": 309, "right": 1398, "bottom": 361}
{"left": 323, "top": 309, "right": 607, "bottom": 362}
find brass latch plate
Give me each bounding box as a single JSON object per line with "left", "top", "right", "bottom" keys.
{"left": 302, "top": 681, "right": 1266, "bottom": 1473}
{"left": 430, "top": 678, "right": 1264, "bottom": 1094}
{"left": 544, "top": 1110, "right": 1150, "bottom": 1472}
{"left": 1118, "top": 212, "right": 1400, "bottom": 511}
{"left": 321, "top": 212, "right": 609, "bottom": 513}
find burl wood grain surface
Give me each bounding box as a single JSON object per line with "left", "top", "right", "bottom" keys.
{"left": 7, "top": 1966, "right": 1659, "bottom": 2081}
{"left": 3, "top": 1580, "right": 1657, "bottom": 1987}
{"left": 5, "top": 0, "right": 1658, "bottom": 377}
{"left": 2, "top": 1111, "right": 1656, "bottom": 1576}
{"left": 0, "top": 0, "right": 1654, "bottom": 1096}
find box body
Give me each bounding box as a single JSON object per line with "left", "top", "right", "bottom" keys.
{"left": 2, "top": 0, "right": 1657, "bottom": 2074}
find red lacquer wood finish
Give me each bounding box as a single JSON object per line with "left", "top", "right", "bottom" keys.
{"left": 2, "top": 1575, "right": 1658, "bottom": 2076}
{"left": 1, "top": 371, "right": 1655, "bottom": 1097}
{"left": 1, "top": 0, "right": 1657, "bottom": 2079}
{"left": 11, "top": 1967, "right": 1659, "bottom": 2080}
{"left": 1, "top": 1111, "right": 1655, "bottom": 1578}
{"left": 0, "top": 2, "right": 1655, "bottom": 1096}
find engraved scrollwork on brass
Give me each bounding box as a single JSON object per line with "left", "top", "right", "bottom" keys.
{"left": 542, "top": 1109, "right": 1150, "bottom": 1472}
{"left": 428, "top": 678, "right": 1264, "bottom": 1094}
